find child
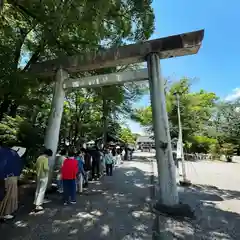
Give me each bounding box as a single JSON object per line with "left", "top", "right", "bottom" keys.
{"left": 61, "top": 151, "right": 78, "bottom": 205}
{"left": 104, "top": 149, "right": 114, "bottom": 176}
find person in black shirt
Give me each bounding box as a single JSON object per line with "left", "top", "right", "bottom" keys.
{"left": 112, "top": 147, "right": 116, "bottom": 157}
{"left": 89, "top": 145, "right": 101, "bottom": 180}
{"left": 111, "top": 147, "right": 117, "bottom": 166}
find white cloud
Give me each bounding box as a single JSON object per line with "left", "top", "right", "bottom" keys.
{"left": 225, "top": 88, "right": 240, "bottom": 101}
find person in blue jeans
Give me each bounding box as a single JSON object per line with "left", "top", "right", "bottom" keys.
{"left": 61, "top": 151, "right": 78, "bottom": 205}
{"left": 104, "top": 149, "right": 114, "bottom": 176}
{"left": 76, "top": 150, "right": 88, "bottom": 193}
{"left": 56, "top": 149, "right": 67, "bottom": 193}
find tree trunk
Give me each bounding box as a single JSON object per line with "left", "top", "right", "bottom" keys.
{"left": 102, "top": 96, "right": 108, "bottom": 146}
{"left": 237, "top": 146, "right": 240, "bottom": 155}
{"left": 9, "top": 102, "right": 18, "bottom": 117}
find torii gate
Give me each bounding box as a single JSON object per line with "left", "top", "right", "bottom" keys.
{"left": 29, "top": 29, "right": 204, "bottom": 207}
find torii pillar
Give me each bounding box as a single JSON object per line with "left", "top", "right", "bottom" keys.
{"left": 147, "top": 53, "right": 178, "bottom": 205}
{"left": 44, "top": 68, "right": 68, "bottom": 169}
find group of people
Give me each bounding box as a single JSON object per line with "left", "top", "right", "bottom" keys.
{"left": 0, "top": 144, "right": 125, "bottom": 221}
{"left": 33, "top": 145, "right": 123, "bottom": 211}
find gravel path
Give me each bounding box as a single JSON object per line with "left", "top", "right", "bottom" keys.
{"left": 1, "top": 152, "right": 240, "bottom": 239}
{"left": 0, "top": 161, "right": 155, "bottom": 240}
{"left": 135, "top": 152, "right": 240, "bottom": 239}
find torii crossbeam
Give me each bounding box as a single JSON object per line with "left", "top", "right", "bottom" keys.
{"left": 29, "top": 30, "right": 204, "bottom": 76}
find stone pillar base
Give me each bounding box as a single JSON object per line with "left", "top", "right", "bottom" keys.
{"left": 153, "top": 202, "right": 195, "bottom": 219}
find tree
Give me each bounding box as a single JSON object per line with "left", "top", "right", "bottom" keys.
{"left": 208, "top": 100, "right": 240, "bottom": 156}
{"left": 0, "top": 0, "right": 155, "bottom": 164}
{"left": 119, "top": 127, "right": 136, "bottom": 144}
{"left": 166, "top": 78, "right": 217, "bottom": 141}
{"left": 91, "top": 66, "right": 148, "bottom": 145}
{"left": 187, "top": 135, "right": 217, "bottom": 153}
{"left": 132, "top": 78, "right": 218, "bottom": 149}
{"left": 0, "top": 0, "right": 155, "bottom": 119}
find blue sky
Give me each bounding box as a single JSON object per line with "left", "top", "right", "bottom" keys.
{"left": 127, "top": 0, "right": 240, "bottom": 134}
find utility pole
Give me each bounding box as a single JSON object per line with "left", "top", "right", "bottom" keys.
{"left": 175, "top": 92, "right": 191, "bottom": 186}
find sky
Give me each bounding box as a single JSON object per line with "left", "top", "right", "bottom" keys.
{"left": 127, "top": 0, "right": 240, "bottom": 134}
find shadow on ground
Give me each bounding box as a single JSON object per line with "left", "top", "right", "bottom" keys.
{"left": 131, "top": 154, "right": 202, "bottom": 163}
{"left": 0, "top": 165, "right": 155, "bottom": 240}
{"left": 151, "top": 178, "right": 240, "bottom": 239}
{"left": 131, "top": 155, "right": 155, "bottom": 163}
{"left": 1, "top": 160, "right": 240, "bottom": 240}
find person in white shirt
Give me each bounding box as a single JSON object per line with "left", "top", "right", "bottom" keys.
{"left": 116, "top": 148, "right": 122, "bottom": 165}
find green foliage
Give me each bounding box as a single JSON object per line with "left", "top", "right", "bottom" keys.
{"left": 119, "top": 127, "right": 136, "bottom": 144}
{"left": 18, "top": 120, "right": 43, "bottom": 149}
{"left": 189, "top": 135, "right": 217, "bottom": 153}
{"left": 219, "top": 143, "right": 236, "bottom": 156}
{"left": 132, "top": 106, "right": 152, "bottom": 127}
{"left": 0, "top": 114, "right": 43, "bottom": 146}
{"left": 0, "top": 0, "right": 154, "bottom": 166}
{"left": 0, "top": 115, "right": 22, "bottom": 145}
{"left": 132, "top": 76, "right": 240, "bottom": 157}
{"left": 0, "top": 0, "right": 154, "bottom": 115}
{"left": 132, "top": 85, "right": 240, "bottom": 156}
{"left": 210, "top": 101, "right": 240, "bottom": 145}
{"left": 206, "top": 100, "right": 240, "bottom": 156}
{"left": 132, "top": 78, "right": 218, "bottom": 142}
{"left": 166, "top": 79, "right": 218, "bottom": 140}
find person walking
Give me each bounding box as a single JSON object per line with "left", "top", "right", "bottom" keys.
{"left": 104, "top": 149, "right": 114, "bottom": 176}
{"left": 90, "top": 145, "right": 101, "bottom": 180}
{"left": 83, "top": 148, "right": 91, "bottom": 172}
{"left": 34, "top": 148, "right": 53, "bottom": 211}
{"left": 56, "top": 149, "right": 67, "bottom": 193}
{"left": 121, "top": 148, "right": 125, "bottom": 161}
{"left": 111, "top": 147, "right": 117, "bottom": 167}
{"left": 0, "top": 177, "right": 18, "bottom": 219}
{"left": 116, "top": 148, "right": 122, "bottom": 165}
{"left": 76, "top": 150, "right": 87, "bottom": 193}
{"left": 100, "top": 149, "right": 105, "bottom": 175}
{"left": 61, "top": 151, "right": 78, "bottom": 205}
{"left": 0, "top": 146, "right": 25, "bottom": 220}
{"left": 129, "top": 148, "right": 133, "bottom": 160}
{"left": 82, "top": 148, "right": 92, "bottom": 185}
